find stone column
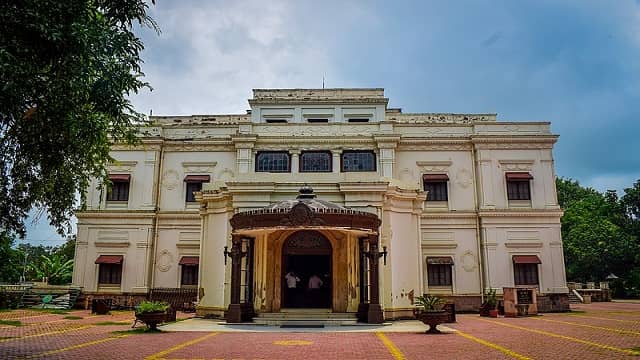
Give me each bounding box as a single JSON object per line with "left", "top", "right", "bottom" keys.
{"left": 367, "top": 234, "right": 384, "bottom": 324}
{"left": 226, "top": 234, "right": 245, "bottom": 323}
{"left": 331, "top": 149, "right": 342, "bottom": 173}
{"left": 290, "top": 150, "right": 300, "bottom": 173}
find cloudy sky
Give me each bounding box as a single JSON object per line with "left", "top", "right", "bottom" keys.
{"left": 26, "top": 0, "right": 640, "bottom": 244}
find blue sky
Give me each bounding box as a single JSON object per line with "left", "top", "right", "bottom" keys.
{"left": 25, "top": 0, "right": 640, "bottom": 244}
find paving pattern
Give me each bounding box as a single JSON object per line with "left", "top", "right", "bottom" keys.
{"left": 0, "top": 302, "right": 639, "bottom": 359}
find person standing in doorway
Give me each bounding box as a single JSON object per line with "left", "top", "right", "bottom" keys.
{"left": 284, "top": 271, "right": 300, "bottom": 307}
{"left": 307, "top": 274, "right": 323, "bottom": 307}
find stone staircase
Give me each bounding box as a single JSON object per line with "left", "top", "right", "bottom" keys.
{"left": 568, "top": 290, "right": 582, "bottom": 304}
{"left": 22, "top": 286, "right": 81, "bottom": 309}
{"left": 253, "top": 309, "right": 359, "bottom": 327}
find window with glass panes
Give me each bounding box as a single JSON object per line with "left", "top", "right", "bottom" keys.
{"left": 107, "top": 181, "right": 129, "bottom": 201}
{"left": 423, "top": 174, "right": 449, "bottom": 202}
{"left": 185, "top": 182, "right": 202, "bottom": 202}
{"left": 255, "top": 151, "right": 290, "bottom": 172}
{"left": 300, "top": 151, "right": 332, "bottom": 172}
{"left": 181, "top": 265, "right": 198, "bottom": 286}
{"left": 98, "top": 264, "right": 122, "bottom": 285}
{"left": 427, "top": 264, "right": 452, "bottom": 286}
{"left": 341, "top": 151, "right": 376, "bottom": 172}
{"left": 514, "top": 263, "right": 539, "bottom": 285}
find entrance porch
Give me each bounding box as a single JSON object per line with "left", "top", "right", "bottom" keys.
{"left": 224, "top": 186, "right": 385, "bottom": 323}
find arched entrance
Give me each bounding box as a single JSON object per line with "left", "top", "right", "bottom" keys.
{"left": 282, "top": 230, "right": 332, "bottom": 309}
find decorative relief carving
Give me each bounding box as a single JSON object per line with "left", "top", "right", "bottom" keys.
{"left": 218, "top": 168, "right": 235, "bottom": 181}
{"left": 498, "top": 160, "right": 535, "bottom": 172}
{"left": 156, "top": 249, "right": 173, "bottom": 272}
{"left": 416, "top": 161, "right": 452, "bottom": 174}
{"left": 182, "top": 161, "right": 217, "bottom": 173}
{"left": 284, "top": 233, "right": 331, "bottom": 249}
{"left": 455, "top": 168, "right": 473, "bottom": 189}
{"left": 399, "top": 144, "right": 471, "bottom": 151}
{"left": 387, "top": 113, "right": 496, "bottom": 124}
{"left": 461, "top": 250, "right": 477, "bottom": 272}
{"left": 162, "top": 169, "right": 180, "bottom": 190}
{"left": 254, "top": 124, "right": 378, "bottom": 137}
{"left": 107, "top": 161, "right": 137, "bottom": 173}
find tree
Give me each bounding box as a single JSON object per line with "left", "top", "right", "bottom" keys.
{"left": 29, "top": 253, "right": 74, "bottom": 285}
{"left": 0, "top": 232, "right": 23, "bottom": 283}
{"left": 0, "top": 0, "right": 158, "bottom": 238}
{"left": 557, "top": 177, "right": 640, "bottom": 297}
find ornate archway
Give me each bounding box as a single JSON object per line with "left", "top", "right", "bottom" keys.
{"left": 282, "top": 231, "right": 332, "bottom": 308}
{"left": 226, "top": 185, "right": 384, "bottom": 324}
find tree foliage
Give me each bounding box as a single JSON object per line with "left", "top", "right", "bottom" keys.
{"left": 0, "top": 0, "right": 157, "bottom": 237}
{"left": 0, "top": 233, "right": 76, "bottom": 284}
{"left": 557, "top": 178, "right": 640, "bottom": 297}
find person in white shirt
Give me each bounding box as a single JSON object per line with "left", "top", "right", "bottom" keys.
{"left": 308, "top": 274, "right": 323, "bottom": 289}
{"left": 285, "top": 271, "right": 300, "bottom": 289}
{"left": 284, "top": 271, "right": 300, "bottom": 307}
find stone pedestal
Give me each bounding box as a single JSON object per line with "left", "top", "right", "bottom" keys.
{"left": 503, "top": 287, "right": 538, "bottom": 317}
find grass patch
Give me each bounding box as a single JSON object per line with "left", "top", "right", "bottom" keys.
{"left": 112, "top": 327, "right": 161, "bottom": 335}
{"left": 63, "top": 316, "right": 83, "bottom": 320}
{"left": 0, "top": 320, "right": 22, "bottom": 326}
{"left": 95, "top": 321, "right": 131, "bottom": 326}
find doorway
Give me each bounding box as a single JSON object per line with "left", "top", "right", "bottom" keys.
{"left": 281, "top": 231, "right": 332, "bottom": 309}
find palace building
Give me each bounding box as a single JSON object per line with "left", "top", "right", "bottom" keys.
{"left": 72, "top": 88, "right": 570, "bottom": 322}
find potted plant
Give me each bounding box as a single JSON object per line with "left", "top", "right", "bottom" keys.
{"left": 135, "top": 300, "right": 169, "bottom": 330}
{"left": 480, "top": 288, "right": 499, "bottom": 318}
{"left": 414, "top": 294, "right": 449, "bottom": 334}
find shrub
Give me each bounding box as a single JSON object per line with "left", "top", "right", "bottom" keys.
{"left": 135, "top": 300, "right": 169, "bottom": 314}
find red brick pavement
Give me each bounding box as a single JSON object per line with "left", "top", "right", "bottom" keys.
{"left": 1, "top": 303, "right": 640, "bottom": 359}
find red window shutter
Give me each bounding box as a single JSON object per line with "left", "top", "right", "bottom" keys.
{"left": 505, "top": 172, "right": 533, "bottom": 180}
{"left": 184, "top": 175, "right": 210, "bottom": 182}
{"left": 423, "top": 174, "right": 449, "bottom": 182}
{"left": 512, "top": 255, "right": 541, "bottom": 264}
{"left": 95, "top": 255, "right": 124, "bottom": 264}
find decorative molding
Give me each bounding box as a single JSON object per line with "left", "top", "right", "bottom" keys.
{"left": 162, "top": 169, "right": 180, "bottom": 190}
{"left": 421, "top": 243, "right": 458, "bottom": 249}
{"left": 455, "top": 168, "right": 473, "bottom": 189}
{"left": 176, "top": 242, "right": 200, "bottom": 249}
{"left": 461, "top": 250, "right": 477, "bottom": 272}
{"left": 107, "top": 161, "right": 138, "bottom": 173}
{"left": 416, "top": 161, "right": 452, "bottom": 173}
{"left": 254, "top": 124, "right": 379, "bottom": 137}
{"left": 387, "top": 113, "right": 496, "bottom": 123}
{"left": 182, "top": 161, "right": 217, "bottom": 173}
{"left": 504, "top": 241, "right": 543, "bottom": 248}
{"left": 94, "top": 241, "right": 130, "bottom": 248}
{"left": 498, "top": 160, "right": 535, "bottom": 172}
{"left": 156, "top": 249, "right": 173, "bottom": 272}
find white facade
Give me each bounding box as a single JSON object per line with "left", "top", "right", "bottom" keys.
{"left": 73, "top": 88, "right": 568, "bottom": 317}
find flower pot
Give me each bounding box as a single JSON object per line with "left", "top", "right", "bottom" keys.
{"left": 415, "top": 310, "right": 449, "bottom": 334}
{"left": 489, "top": 309, "right": 499, "bottom": 318}
{"left": 135, "top": 312, "right": 166, "bottom": 330}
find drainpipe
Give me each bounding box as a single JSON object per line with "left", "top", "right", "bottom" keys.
{"left": 471, "top": 142, "right": 485, "bottom": 304}
{"left": 149, "top": 142, "right": 164, "bottom": 293}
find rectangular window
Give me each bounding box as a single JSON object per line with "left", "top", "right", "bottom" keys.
{"left": 514, "top": 264, "right": 539, "bottom": 286}
{"left": 423, "top": 174, "right": 449, "bottom": 202}
{"left": 348, "top": 118, "right": 370, "bottom": 123}
{"left": 181, "top": 265, "right": 198, "bottom": 286}
{"left": 307, "top": 118, "right": 329, "bottom": 123}
{"left": 106, "top": 174, "right": 130, "bottom": 202}
{"left": 255, "top": 151, "right": 291, "bottom": 172}
{"left": 341, "top": 151, "right": 376, "bottom": 172}
{"left": 427, "top": 264, "right": 452, "bottom": 286}
{"left": 506, "top": 172, "right": 533, "bottom": 200}
{"left": 184, "top": 175, "right": 209, "bottom": 203}
{"left": 265, "top": 119, "right": 287, "bottom": 123}
{"left": 98, "top": 264, "right": 122, "bottom": 285}
{"left": 300, "top": 151, "right": 332, "bottom": 172}
{"left": 185, "top": 182, "right": 202, "bottom": 202}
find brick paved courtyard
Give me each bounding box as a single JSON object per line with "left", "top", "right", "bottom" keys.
{"left": 1, "top": 302, "right": 639, "bottom": 359}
